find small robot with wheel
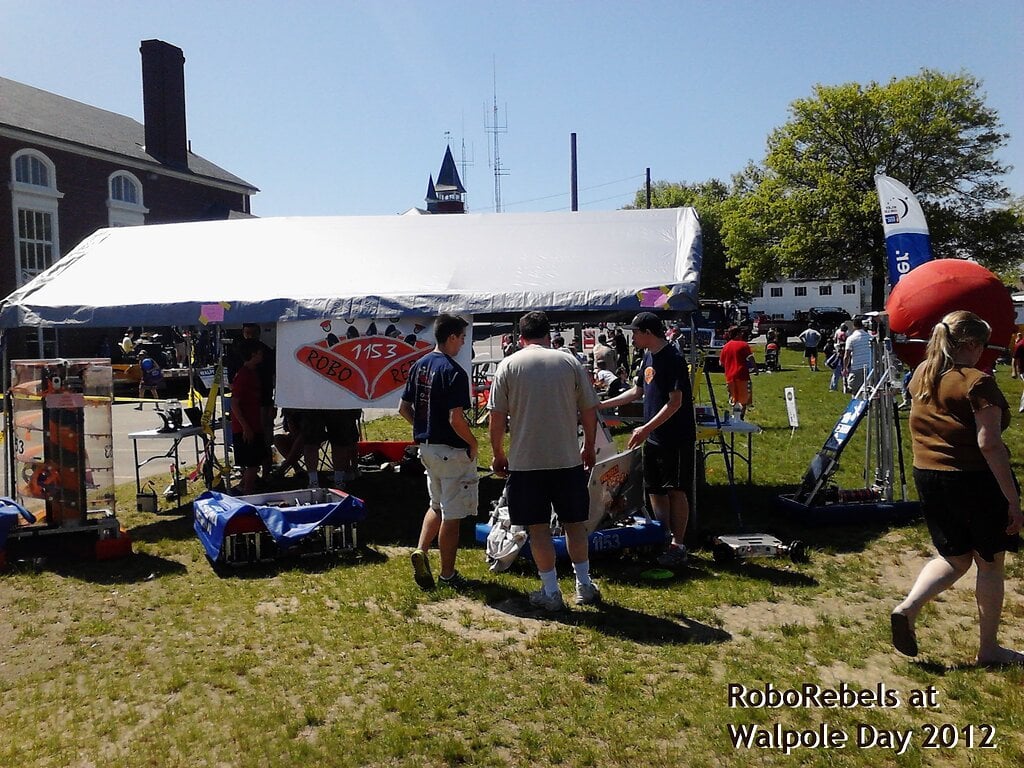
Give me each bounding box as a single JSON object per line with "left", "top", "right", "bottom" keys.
{"left": 712, "top": 533, "right": 808, "bottom": 565}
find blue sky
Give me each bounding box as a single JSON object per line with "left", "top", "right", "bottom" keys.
{"left": 3, "top": 0, "right": 1021, "bottom": 217}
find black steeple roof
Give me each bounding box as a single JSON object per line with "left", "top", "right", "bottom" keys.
{"left": 434, "top": 145, "right": 466, "bottom": 194}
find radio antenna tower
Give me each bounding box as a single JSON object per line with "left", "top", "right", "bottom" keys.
{"left": 485, "top": 61, "right": 508, "bottom": 212}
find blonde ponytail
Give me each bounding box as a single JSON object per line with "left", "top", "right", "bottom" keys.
{"left": 916, "top": 310, "right": 991, "bottom": 402}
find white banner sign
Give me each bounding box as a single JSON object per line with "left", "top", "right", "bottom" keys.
{"left": 784, "top": 386, "right": 799, "bottom": 428}
{"left": 275, "top": 315, "right": 473, "bottom": 409}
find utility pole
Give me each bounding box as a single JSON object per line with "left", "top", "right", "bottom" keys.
{"left": 570, "top": 133, "right": 578, "bottom": 212}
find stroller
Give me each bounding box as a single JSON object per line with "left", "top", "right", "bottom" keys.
{"left": 764, "top": 342, "right": 780, "bottom": 372}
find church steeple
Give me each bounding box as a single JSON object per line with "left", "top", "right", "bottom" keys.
{"left": 425, "top": 145, "right": 466, "bottom": 213}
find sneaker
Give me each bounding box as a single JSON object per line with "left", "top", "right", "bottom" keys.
{"left": 656, "top": 545, "right": 688, "bottom": 567}
{"left": 574, "top": 582, "right": 602, "bottom": 606}
{"left": 410, "top": 549, "right": 434, "bottom": 590}
{"left": 528, "top": 589, "right": 566, "bottom": 612}
{"left": 438, "top": 571, "right": 470, "bottom": 591}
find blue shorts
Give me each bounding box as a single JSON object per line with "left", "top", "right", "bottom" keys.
{"left": 505, "top": 465, "right": 589, "bottom": 527}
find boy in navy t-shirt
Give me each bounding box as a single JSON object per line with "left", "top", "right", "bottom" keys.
{"left": 399, "top": 314, "right": 478, "bottom": 590}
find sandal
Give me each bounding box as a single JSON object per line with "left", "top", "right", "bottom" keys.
{"left": 890, "top": 612, "right": 918, "bottom": 657}
{"left": 976, "top": 649, "right": 1024, "bottom": 668}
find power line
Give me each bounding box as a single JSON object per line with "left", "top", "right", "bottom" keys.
{"left": 545, "top": 189, "right": 638, "bottom": 212}
{"left": 503, "top": 173, "right": 645, "bottom": 209}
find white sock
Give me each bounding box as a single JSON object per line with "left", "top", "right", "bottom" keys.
{"left": 573, "top": 560, "right": 593, "bottom": 587}
{"left": 539, "top": 569, "right": 560, "bottom": 596}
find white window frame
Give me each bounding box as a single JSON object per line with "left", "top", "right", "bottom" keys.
{"left": 794, "top": 286, "right": 807, "bottom": 297}
{"left": 769, "top": 287, "right": 783, "bottom": 298}
{"left": 819, "top": 285, "right": 832, "bottom": 296}
{"left": 10, "top": 150, "right": 63, "bottom": 286}
{"left": 10, "top": 149, "right": 62, "bottom": 355}
{"left": 843, "top": 284, "right": 857, "bottom": 295}
{"left": 107, "top": 171, "right": 148, "bottom": 227}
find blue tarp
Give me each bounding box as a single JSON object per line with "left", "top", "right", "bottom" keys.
{"left": 0, "top": 509, "right": 20, "bottom": 550}
{"left": 0, "top": 497, "right": 35, "bottom": 549}
{"left": 193, "top": 490, "right": 367, "bottom": 562}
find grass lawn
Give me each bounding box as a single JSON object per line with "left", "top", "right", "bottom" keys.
{"left": 2, "top": 347, "right": 1024, "bottom": 767}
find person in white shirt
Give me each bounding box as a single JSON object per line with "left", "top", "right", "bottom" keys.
{"left": 797, "top": 323, "right": 822, "bottom": 371}
{"left": 844, "top": 318, "right": 874, "bottom": 396}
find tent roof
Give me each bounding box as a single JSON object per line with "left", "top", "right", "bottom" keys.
{"left": 0, "top": 208, "right": 702, "bottom": 328}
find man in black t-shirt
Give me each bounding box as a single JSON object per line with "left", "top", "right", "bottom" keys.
{"left": 599, "top": 312, "right": 695, "bottom": 566}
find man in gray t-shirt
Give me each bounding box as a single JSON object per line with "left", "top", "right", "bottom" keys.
{"left": 488, "top": 311, "right": 601, "bottom": 611}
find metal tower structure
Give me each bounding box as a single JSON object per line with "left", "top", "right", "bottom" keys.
{"left": 485, "top": 64, "right": 508, "bottom": 213}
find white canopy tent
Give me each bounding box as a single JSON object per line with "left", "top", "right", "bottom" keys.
{"left": 0, "top": 208, "right": 702, "bottom": 329}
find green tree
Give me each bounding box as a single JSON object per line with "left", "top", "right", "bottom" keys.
{"left": 722, "top": 69, "right": 1020, "bottom": 308}
{"left": 626, "top": 179, "right": 742, "bottom": 299}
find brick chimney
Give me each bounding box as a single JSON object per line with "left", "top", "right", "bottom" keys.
{"left": 140, "top": 40, "right": 188, "bottom": 169}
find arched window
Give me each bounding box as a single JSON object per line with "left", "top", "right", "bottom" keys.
{"left": 10, "top": 149, "right": 62, "bottom": 356}
{"left": 10, "top": 150, "right": 62, "bottom": 285}
{"left": 107, "top": 171, "right": 147, "bottom": 226}
{"left": 14, "top": 153, "right": 50, "bottom": 186}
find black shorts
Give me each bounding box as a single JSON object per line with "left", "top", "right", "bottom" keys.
{"left": 297, "top": 409, "right": 361, "bottom": 446}
{"left": 803, "top": 347, "right": 817, "bottom": 358}
{"left": 505, "top": 466, "right": 589, "bottom": 527}
{"left": 234, "top": 434, "right": 268, "bottom": 469}
{"left": 913, "top": 467, "right": 1021, "bottom": 562}
{"left": 643, "top": 441, "right": 694, "bottom": 497}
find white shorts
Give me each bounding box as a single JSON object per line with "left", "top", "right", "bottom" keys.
{"left": 419, "top": 444, "right": 479, "bottom": 520}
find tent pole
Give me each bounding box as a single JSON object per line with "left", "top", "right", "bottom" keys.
{"left": 216, "top": 327, "right": 231, "bottom": 486}
{"left": 2, "top": 330, "right": 10, "bottom": 498}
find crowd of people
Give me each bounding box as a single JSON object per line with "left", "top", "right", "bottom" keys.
{"left": 115, "top": 308, "right": 1024, "bottom": 656}
{"left": 400, "top": 310, "right": 696, "bottom": 609}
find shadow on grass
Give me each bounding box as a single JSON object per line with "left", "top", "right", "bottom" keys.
{"left": 208, "top": 544, "right": 389, "bottom": 580}
{"left": 475, "top": 581, "right": 730, "bottom": 646}
{"left": 129, "top": 512, "right": 196, "bottom": 543}
{"left": 41, "top": 551, "right": 188, "bottom": 584}
{"left": 696, "top": 483, "right": 921, "bottom": 557}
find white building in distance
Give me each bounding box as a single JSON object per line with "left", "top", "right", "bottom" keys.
{"left": 748, "top": 278, "right": 870, "bottom": 319}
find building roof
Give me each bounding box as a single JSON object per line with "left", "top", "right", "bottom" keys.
{"left": 0, "top": 76, "right": 257, "bottom": 192}
{"left": 434, "top": 145, "right": 465, "bottom": 194}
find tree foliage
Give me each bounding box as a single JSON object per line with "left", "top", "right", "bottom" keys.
{"left": 721, "top": 69, "right": 1020, "bottom": 307}
{"left": 626, "top": 179, "right": 742, "bottom": 299}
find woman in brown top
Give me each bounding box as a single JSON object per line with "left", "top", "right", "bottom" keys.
{"left": 892, "top": 311, "right": 1023, "bottom": 666}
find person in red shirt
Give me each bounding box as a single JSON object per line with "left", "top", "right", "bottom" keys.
{"left": 1011, "top": 332, "right": 1024, "bottom": 414}
{"left": 230, "top": 339, "right": 266, "bottom": 495}
{"left": 719, "top": 326, "right": 757, "bottom": 419}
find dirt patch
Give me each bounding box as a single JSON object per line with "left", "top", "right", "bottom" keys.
{"left": 416, "top": 596, "right": 542, "bottom": 651}
{"left": 254, "top": 596, "right": 300, "bottom": 617}
{"left": 716, "top": 543, "right": 1024, "bottom": 668}
{"left": 815, "top": 654, "right": 921, "bottom": 694}
{"left": 717, "top": 600, "right": 825, "bottom": 639}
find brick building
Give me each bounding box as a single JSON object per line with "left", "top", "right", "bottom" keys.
{"left": 0, "top": 39, "right": 257, "bottom": 358}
